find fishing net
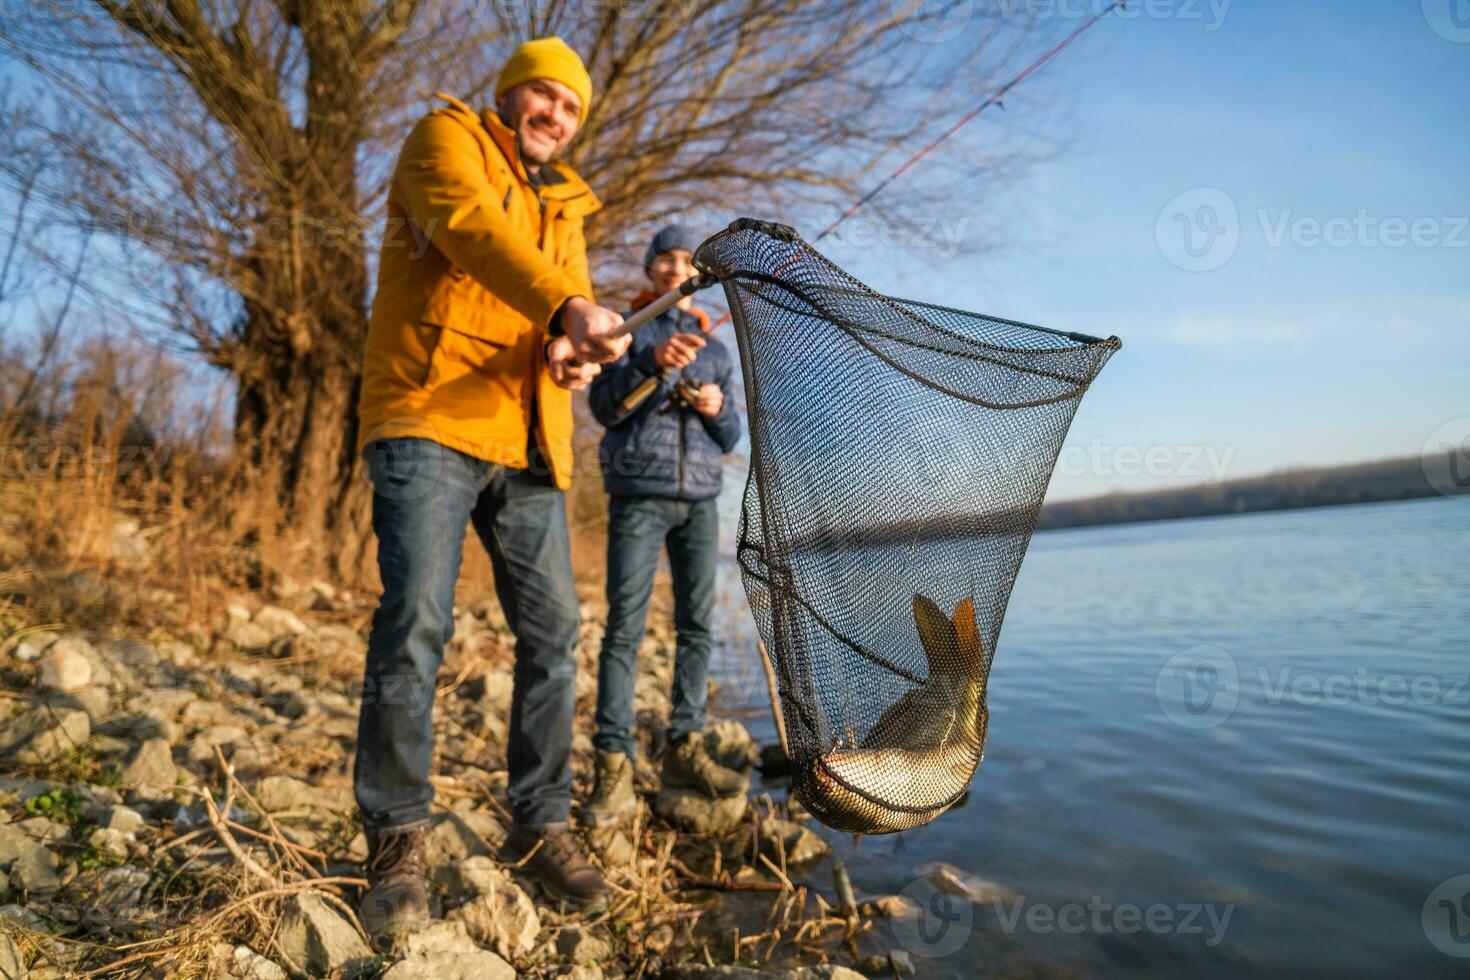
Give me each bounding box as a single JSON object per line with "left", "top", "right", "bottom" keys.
{"left": 692, "top": 219, "right": 1121, "bottom": 834}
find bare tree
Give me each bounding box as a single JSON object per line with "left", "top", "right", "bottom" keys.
{"left": 0, "top": 0, "right": 1058, "bottom": 577}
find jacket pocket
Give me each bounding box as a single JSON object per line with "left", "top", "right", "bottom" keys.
{"left": 420, "top": 269, "right": 526, "bottom": 348}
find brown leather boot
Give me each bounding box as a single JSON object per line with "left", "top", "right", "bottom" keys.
{"left": 499, "top": 825, "right": 609, "bottom": 910}
{"left": 359, "top": 827, "right": 429, "bottom": 951}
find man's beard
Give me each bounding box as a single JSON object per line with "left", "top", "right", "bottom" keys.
{"left": 518, "top": 123, "right": 560, "bottom": 165}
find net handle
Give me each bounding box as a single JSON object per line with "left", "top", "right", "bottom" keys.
{"left": 610, "top": 270, "right": 720, "bottom": 340}
{"left": 606, "top": 221, "right": 794, "bottom": 341}
{"left": 566, "top": 271, "right": 719, "bottom": 367}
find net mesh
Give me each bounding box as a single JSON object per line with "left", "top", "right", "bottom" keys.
{"left": 694, "top": 219, "right": 1121, "bottom": 835}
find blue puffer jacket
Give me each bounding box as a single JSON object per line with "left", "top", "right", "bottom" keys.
{"left": 589, "top": 301, "right": 742, "bottom": 501}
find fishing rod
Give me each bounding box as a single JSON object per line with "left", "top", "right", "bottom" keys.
{"left": 597, "top": 0, "right": 1126, "bottom": 402}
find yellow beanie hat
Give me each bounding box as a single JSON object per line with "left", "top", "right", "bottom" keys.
{"left": 496, "top": 37, "right": 592, "bottom": 124}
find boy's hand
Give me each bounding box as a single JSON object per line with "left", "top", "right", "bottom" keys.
{"left": 654, "top": 332, "right": 705, "bottom": 370}
{"left": 560, "top": 297, "right": 629, "bottom": 363}
{"left": 546, "top": 336, "right": 601, "bottom": 390}
{"left": 691, "top": 384, "right": 723, "bottom": 417}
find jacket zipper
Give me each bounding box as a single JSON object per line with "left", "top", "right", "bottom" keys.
{"left": 677, "top": 402, "right": 687, "bottom": 500}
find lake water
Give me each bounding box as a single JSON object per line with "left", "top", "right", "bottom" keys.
{"left": 710, "top": 496, "right": 1470, "bottom": 978}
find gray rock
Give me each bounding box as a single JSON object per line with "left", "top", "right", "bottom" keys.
{"left": 93, "top": 865, "right": 150, "bottom": 907}
{"left": 101, "top": 710, "right": 180, "bottom": 746}
{"left": 381, "top": 921, "right": 518, "bottom": 979}
{"left": 0, "top": 705, "right": 90, "bottom": 765}
{"left": 234, "top": 945, "right": 288, "bottom": 980}
{"left": 262, "top": 675, "right": 308, "bottom": 719}
{"left": 399, "top": 920, "right": 480, "bottom": 955}
{"left": 587, "top": 828, "right": 636, "bottom": 867}
{"left": 7, "top": 836, "right": 62, "bottom": 897}
{"left": 40, "top": 685, "right": 111, "bottom": 725}
{"left": 555, "top": 966, "right": 605, "bottom": 980}
{"left": 185, "top": 724, "right": 250, "bottom": 765}
{"left": 556, "top": 925, "right": 611, "bottom": 964}
{"left": 0, "top": 931, "right": 23, "bottom": 979}
{"left": 89, "top": 826, "right": 135, "bottom": 860}
{"left": 178, "top": 699, "right": 239, "bottom": 730}
{"left": 705, "top": 719, "right": 760, "bottom": 771}
{"left": 12, "top": 817, "right": 67, "bottom": 845}
{"left": 224, "top": 621, "right": 275, "bottom": 651}
{"left": 10, "top": 629, "right": 59, "bottom": 662}
{"left": 444, "top": 857, "right": 540, "bottom": 960}
{"left": 99, "top": 638, "right": 158, "bottom": 669}
{"left": 110, "top": 516, "right": 151, "bottom": 566}
{"left": 254, "top": 605, "right": 309, "bottom": 639}
{"left": 252, "top": 775, "right": 353, "bottom": 814}
{"left": 36, "top": 639, "right": 95, "bottom": 692}
{"left": 276, "top": 892, "right": 373, "bottom": 977}
{"left": 757, "top": 817, "right": 829, "bottom": 866}
{"left": 655, "top": 785, "right": 748, "bottom": 834}
{"left": 157, "top": 640, "right": 198, "bottom": 670}
{"left": 864, "top": 894, "right": 920, "bottom": 918}
{"left": 383, "top": 947, "right": 516, "bottom": 980}
{"left": 917, "top": 862, "right": 1017, "bottom": 903}
{"left": 102, "top": 805, "right": 146, "bottom": 835}
{"left": 424, "top": 811, "right": 501, "bottom": 885}
{"left": 229, "top": 742, "right": 274, "bottom": 776}
{"left": 88, "top": 734, "right": 132, "bottom": 758}
{"left": 120, "top": 738, "right": 177, "bottom": 791}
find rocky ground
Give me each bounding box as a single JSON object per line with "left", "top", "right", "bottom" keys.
{"left": 0, "top": 571, "right": 955, "bottom": 978}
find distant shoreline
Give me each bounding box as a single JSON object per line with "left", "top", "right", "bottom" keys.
{"left": 1037, "top": 453, "right": 1468, "bottom": 530}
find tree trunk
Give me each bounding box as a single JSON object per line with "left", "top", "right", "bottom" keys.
{"left": 233, "top": 342, "right": 373, "bottom": 584}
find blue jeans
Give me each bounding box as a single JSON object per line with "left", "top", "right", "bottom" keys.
{"left": 354, "top": 437, "right": 580, "bottom": 832}
{"left": 595, "top": 495, "right": 718, "bottom": 758}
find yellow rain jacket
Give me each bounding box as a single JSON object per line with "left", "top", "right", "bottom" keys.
{"left": 357, "top": 94, "right": 601, "bottom": 489}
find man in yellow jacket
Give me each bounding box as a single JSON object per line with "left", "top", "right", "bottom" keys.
{"left": 354, "top": 38, "right": 627, "bottom": 945}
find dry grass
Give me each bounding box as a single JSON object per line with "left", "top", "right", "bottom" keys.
{"left": 0, "top": 334, "right": 637, "bottom": 638}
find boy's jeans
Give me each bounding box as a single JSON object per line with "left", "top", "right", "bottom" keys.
{"left": 594, "top": 495, "right": 718, "bottom": 758}
{"left": 354, "top": 437, "right": 580, "bottom": 832}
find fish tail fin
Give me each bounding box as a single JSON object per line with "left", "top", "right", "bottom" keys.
{"left": 913, "top": 594, "right": 957, "bottom": 673}
{"left": 951, "top": 598, "right": 989, "bottom": 686}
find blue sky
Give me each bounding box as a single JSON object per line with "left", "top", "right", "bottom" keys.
{"left": 3, "top": 2, "right": 1464, "bottom": 503}
{"left": 816, "top": 0, "right": 1470, "bottom": 500}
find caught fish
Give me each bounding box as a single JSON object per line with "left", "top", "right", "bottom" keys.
{"left": 804, "top": 594, "right": 989, "bottom": 834}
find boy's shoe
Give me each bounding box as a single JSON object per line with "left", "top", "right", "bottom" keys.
{"left": 499, "top": 825, "right": 610, "bottom": 911}
{"left": 582, "top": 750, "right": 636, "bottom": 828}
{"left": 662, "top": 731, "right": 749, "bottom": 798}
{"left": 359, "top": 827, "right": 430, "bottom": 952}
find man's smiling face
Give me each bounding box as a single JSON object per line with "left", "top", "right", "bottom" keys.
{"left": 497, "top": 78, "right": 582, "bottom": 166}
